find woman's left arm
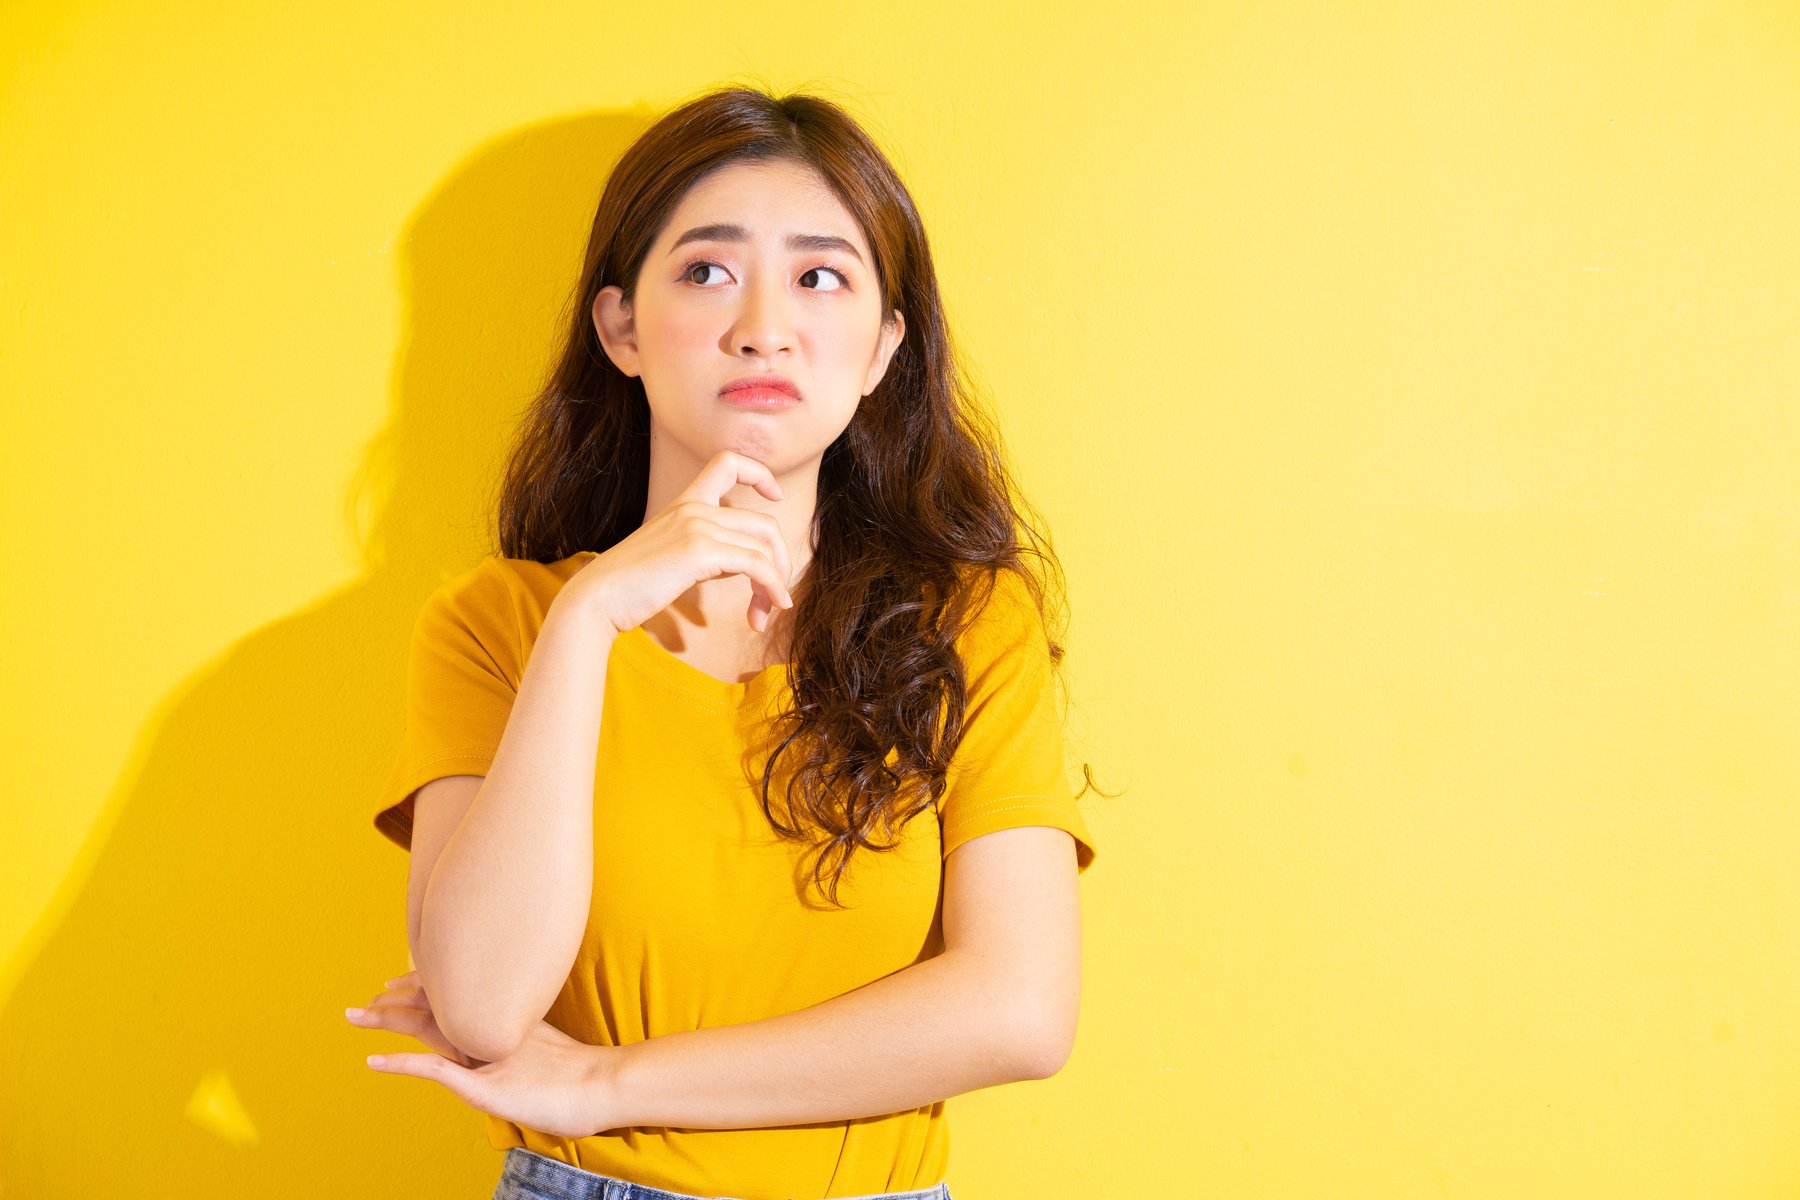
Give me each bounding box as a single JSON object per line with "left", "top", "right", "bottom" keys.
{"left": 594, "top": 824, "right": 1082, "bottom": 1130}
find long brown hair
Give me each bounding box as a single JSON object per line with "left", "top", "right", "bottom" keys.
{"left": 494, "top": 83, "right": 1099, "bottom": 906}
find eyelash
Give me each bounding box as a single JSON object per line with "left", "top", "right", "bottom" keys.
{"left": 676, "top": 257, "right": 851, "bottom": 291}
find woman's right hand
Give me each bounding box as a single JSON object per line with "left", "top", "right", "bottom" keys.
{"left": 566, "top": 449, "right": 797, "bottom": 638}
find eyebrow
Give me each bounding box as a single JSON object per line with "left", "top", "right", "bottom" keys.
{"left": 667, "top": 223, "right": 865, "bottom": 265}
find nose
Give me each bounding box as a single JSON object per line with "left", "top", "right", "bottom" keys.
{"left": 728, "top": 272, "right": 797, "bottom": 358}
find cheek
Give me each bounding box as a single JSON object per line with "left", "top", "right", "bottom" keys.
{"left": 642, "top": 307, "right": 714, "bottom": 358}
{"left": 804, "top": 390, "right": 865, "bottom": 443}
{"left": 814, "top": 312, "right": 882, "bottom": 370}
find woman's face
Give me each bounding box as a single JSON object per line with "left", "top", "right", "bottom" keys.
{"left": 592, "top": 158, "right": 904, "bottom": 482}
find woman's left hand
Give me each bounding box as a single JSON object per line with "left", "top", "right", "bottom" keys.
{"left": 347, "top": 970, "right": 624, "bottom": 1139}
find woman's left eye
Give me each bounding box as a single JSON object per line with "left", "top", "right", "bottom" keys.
{"left": 680, "top": 260, "right": 849, "bottom": 292}
{"left": 800, "top": 266, "right": 849, "bottom": 292}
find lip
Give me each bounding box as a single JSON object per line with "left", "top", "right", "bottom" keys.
{"left": 719, "top": 373, "right": 802, "bottom": 403}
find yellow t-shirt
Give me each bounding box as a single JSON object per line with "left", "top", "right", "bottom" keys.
{"left": 372, "top": 549, "right": 1097, "bottom": 1199}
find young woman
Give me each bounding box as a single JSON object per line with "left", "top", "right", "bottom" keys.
{"left": 347, "top": 84, "right": 1100, "bottom": 1200}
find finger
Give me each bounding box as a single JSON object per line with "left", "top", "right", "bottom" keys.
{"left": 683, "top": 450, "right": 783, "bottom": 508}
{"left": 720, "top": 450, "right": 784, "bottom": 503}
{"left": 350, "top": 999, "right": 469, "bottom": 1054}
{"left": 761, "top": 513, "right": 793, "bottom": 591}
{"left": 366, "top": 1021, "right": 476, "bottom": 1068}
{"left": 364, "top": 990, "right": 428, "bottom": 1014}
{"left": 697, "top": 529, "right": 795, "bottom": 611}
{"left": 736, "top": 549, "right": 795, "bottom": 615}
{"left": 701, "top": 507, "right": 793, "bottom": 590}
{"left": 347, "top": 1004, "right": 435, "bottom": 1039}
{"left": 364, "top": 1051, "right": 474, "bottom": 1088}
{"left": 348, "top": 1004, "right": 478, "bottom": 1064}
{"left": 384, "top": 971, "right": 420, "bottom": 989}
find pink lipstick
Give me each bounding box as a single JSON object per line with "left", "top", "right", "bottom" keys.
{"left": 719, "top": 373, "right": 802, "bottom": 410}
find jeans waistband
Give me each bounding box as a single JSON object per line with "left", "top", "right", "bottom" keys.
{"left": 493, "top": 1146, "right": 953, "bottom": 1200}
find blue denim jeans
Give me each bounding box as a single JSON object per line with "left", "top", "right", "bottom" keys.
{"left": 490, "top": 1146, "right": 954, "bottom": 1200}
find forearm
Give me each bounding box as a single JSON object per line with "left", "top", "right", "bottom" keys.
{"left": 596, "top": 949, "right": 1051, "bottom": 1130}
{"left": 419, "top": 596, "right": 613, "bottom": 1063}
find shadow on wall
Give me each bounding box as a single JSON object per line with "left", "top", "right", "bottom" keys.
{"left": 0, "top": 107, "right": 656, "bottom": 1196}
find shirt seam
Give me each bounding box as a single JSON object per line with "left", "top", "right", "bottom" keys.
{"left": 399, "top": 748, "right": 499, "bottom": 769}
{"left": 940, "top": 794, "right": 1072, "bottom": 831}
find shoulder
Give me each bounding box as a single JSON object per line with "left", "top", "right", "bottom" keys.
{"left": 427, "top": 551, "right": 590, "bottom": 620}
{"left": 421, "top": 555, "right": 518, "bottom": 624}
{"left": 418, "top": 552, "right": 599, "bottom": 665}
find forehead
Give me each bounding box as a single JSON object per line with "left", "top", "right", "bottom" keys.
{"left": 658, "top": 159, "right": 866, "bottom": 252}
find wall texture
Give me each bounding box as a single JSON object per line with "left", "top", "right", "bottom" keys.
{"left": 3, "top": 1, "right": 1797, "bottom": 1196}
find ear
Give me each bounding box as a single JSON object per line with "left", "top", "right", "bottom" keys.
{"left": 862, "top": 308, "right": 906, "bottom": 396}
{"left": 592, "top": 286, "right": 641, "bottom": 378}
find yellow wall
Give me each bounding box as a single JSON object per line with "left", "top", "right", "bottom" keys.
{"left": 4, "top": 2, "right": 1797, "bottom": 1196}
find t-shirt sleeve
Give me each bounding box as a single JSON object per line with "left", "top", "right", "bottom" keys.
{"left": 936, "top": 569, "right": 1098, "bottom": 873}
{"left": 371, "top": 558, "right": 522, "bottom": 851}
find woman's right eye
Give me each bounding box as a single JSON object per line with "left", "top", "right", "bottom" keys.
{"left": 682, "top": 260, "right": 726, "bottom": 286}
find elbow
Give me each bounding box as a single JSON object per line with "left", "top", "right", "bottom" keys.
{"left": 1009, "top": 996, "right": 1077, "bottom": 1080}
{"left": 436, "top": 1001, "right": 530, "bottom": 1065}
{"left": 1017, "top": 1030, "right": 1073, "bottom": 1081}
{"left": 414, "top": 930, "right": 572, "bottom": 1064}
{"left": 415, "top": 960, "right": 534, "bottom": 1064}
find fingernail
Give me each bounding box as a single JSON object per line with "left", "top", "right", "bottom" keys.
{"left": 346, "top": 1007, "right": 367, "bottom": 1020}
{"left": 383, "top": 977, "right": 400, "bottom": 988}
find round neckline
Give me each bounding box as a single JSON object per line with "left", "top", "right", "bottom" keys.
{"left": 614, "top": 622, "right": 791, "bottom": 709}
{"left": 566, "top": 552, "right": 791, "bottom": 710}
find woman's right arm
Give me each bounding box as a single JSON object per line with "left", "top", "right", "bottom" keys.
{"left": 402, "top": 450, "right": 797, "bottom": 1065}
{"left": 408, "top": 588, "right": 617, "bottom": 1065}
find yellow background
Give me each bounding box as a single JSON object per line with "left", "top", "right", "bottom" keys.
{"left": 4, "top": 2, "right": 1798, "bottom": 1196}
